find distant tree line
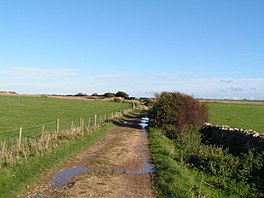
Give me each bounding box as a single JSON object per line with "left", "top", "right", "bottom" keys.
{"left": 74, "top": 91, "right": 133, "bottom": 99}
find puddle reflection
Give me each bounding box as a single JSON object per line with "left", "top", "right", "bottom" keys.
{"left": 51, "top": 167, "right": 88, "bottom": 188}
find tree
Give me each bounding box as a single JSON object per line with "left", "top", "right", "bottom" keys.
{"left": 149, "top": 92, "right": 208, "bottom": 138}
{"left": 103, "top": 92, "right": 116, "bottom": 98}
{"left": 115, "top": 91, "right": 129, "bottom": 99}
{"left": 91, "top": 93, "right": 99, "bottom": 96}
{"left": 74, "top": 92, "right": 87, "bottom": 96}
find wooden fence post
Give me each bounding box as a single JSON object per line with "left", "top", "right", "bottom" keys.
{"left": 81, "top": 118, "right": 84, "bottom": 134}
{"left": 80, "top": 117, "right": 82, "bottom": 130}
{"left": 41, "top": 125, "right": 45, "bottom": 138}
{"left": 18, "top": 127, "right": 22, "bottom": 149}
{"left": 56, "top": 119, "right": 60, "bottom": 133}
{"left": 94, "top": 114, "right": 97, "bottom": 127}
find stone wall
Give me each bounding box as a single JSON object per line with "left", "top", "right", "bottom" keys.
{"left": 200, "top": 123, "right": 264, "bottom": 154}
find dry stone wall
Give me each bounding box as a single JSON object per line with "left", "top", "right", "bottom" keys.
{"left": 200, "top": 123, "right": 264, "bottom": 154}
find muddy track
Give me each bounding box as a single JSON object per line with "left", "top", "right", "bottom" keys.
{"left": 25, "top": 113, "right": 155, "bottom": 198}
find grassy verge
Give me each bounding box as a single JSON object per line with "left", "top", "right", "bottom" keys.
{"left": 149, "top": 128, "right": 264, "bottom": 198}
{"left": 207, "top": 102, "right": 264, "bottom": 133}
{"left": 0, "top": 123, "right": 115, "bottom": 198}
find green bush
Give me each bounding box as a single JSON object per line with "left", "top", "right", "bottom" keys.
{"left": 149, "top": 92, "right": 208, "bottom": 138}
{"left": 103, "top": 92, "right": 116, "bottom": 98}
{"left": 115, "top": 91, "right": 129, "bottom": 99}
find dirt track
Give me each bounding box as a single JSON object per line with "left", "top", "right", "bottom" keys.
{"left": 26, "top": 114, "right": 155, "bottom": 198}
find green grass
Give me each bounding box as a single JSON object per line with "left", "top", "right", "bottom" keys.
{"left": 207, "top": 102, "right": 264, "bottom": 132}
{"left": 149, "top": 128, "right": 233, "bottom": 198}
{"left": 0, "top": 95, "right": 130, "bottom": 138}
{"left": 149, "top": 128, "right": 263, "bottom": 198}
{"left": 0, "top": 123, "right": 115, "bottom": 198}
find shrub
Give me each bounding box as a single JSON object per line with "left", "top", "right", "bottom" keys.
{"left": 91, "top": 93, "right": 99, "bottom": 96}
{"left": 74, "top": 92, "right": 87, "bottom": 96}
{"left": 149, "top": 92, "right": 208, "bottom": 137}
{"left": 103, "top": 92, "right": 116, "bottom": 98}
{"left": 127, "top": 97, "right": 136, "bottom": 100}
{"left": 115, "top": 91, "right": 129, "bottom": 99}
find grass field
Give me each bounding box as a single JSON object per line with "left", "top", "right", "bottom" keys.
{"left": 0, "top": 95, "right": 131, "bottom": 138}
{"left": 207, "top": 102, "right": 264, "bottom": 133}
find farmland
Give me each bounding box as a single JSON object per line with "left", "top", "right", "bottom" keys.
{"left": 0, "top": 95, "right": 131, "bottom": 139}
{"left": 207, "top": 102, "right": 264, "bottom": 133}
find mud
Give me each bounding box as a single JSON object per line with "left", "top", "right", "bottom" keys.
{"left": 25, "top": 113, "right": 155, "bottom": 198}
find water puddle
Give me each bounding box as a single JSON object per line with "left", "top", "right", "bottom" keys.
{"left": 50, "top": 116, "right": 155, "bottom": 189}
{"left": 140, "top": 117, "right": 149, "bottom": 128}
{"left": 51, "top": 167, "right": 88, "bottom": 188}
{"left": 126, "top": 157, "right": 155, "bottom": 174}
{"left": 139, "top": 122, "right": 148, "bottom": 128}
{"left": 141, "top": 117, "right": 149, "bottom": 121}
{"left": 132, "top": 116, "right": 155, "bottom": 174}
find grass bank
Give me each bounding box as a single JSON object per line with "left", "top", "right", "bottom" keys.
{"left": 0, "top": 123, "right": 115, "bottom": 198}
{"left": 207, "top": 102, "right": 264, "bottom": 133}
{"left": 0, "top": 95, "right": 130, "bottom": 138}
{"left": 149, "top": 128, "right": 264, "bottom": 198}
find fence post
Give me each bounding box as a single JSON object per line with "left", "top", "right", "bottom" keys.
{"left": 18, "top": 127, "right": 22, "bottom": 149}
{"left": 41, "top": 125, "right": 45, "bottom": 138}
{"left": 81, "top": 118, "right": 84, "bottom": 134}
{"left": 56, "top": 119, "right": 60, "bottom": 133}
{"left": 94, "top": 114, "right": 97, "bottom": 127}
{"left": 80, "top": 117, "right": 82, "bottom": 130}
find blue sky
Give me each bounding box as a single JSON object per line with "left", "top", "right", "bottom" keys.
{"left": 1, "top": 0, "right": 263, "bottom": 99}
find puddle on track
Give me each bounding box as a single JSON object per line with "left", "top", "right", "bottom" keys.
{"left": 50, "top": 116, "right": 155, "bottom": 189}
{"left": 51, "top": 167, "right": 88, "bottom": 188}
{"left": 135, "top": 117, "right": 155, "bottom": 174}
{"left": 118, "top": 157, "right": 155, "bottom": 175}
{"left": 120, "top": 116, "right": 155, "bottom": 174}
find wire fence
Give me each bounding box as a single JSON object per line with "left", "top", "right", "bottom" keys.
{"left": 0, "top": 107, "right": 137, "bottom": 170}
{"left": 0, "top": 108, "right": 134, "bottom": 141}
